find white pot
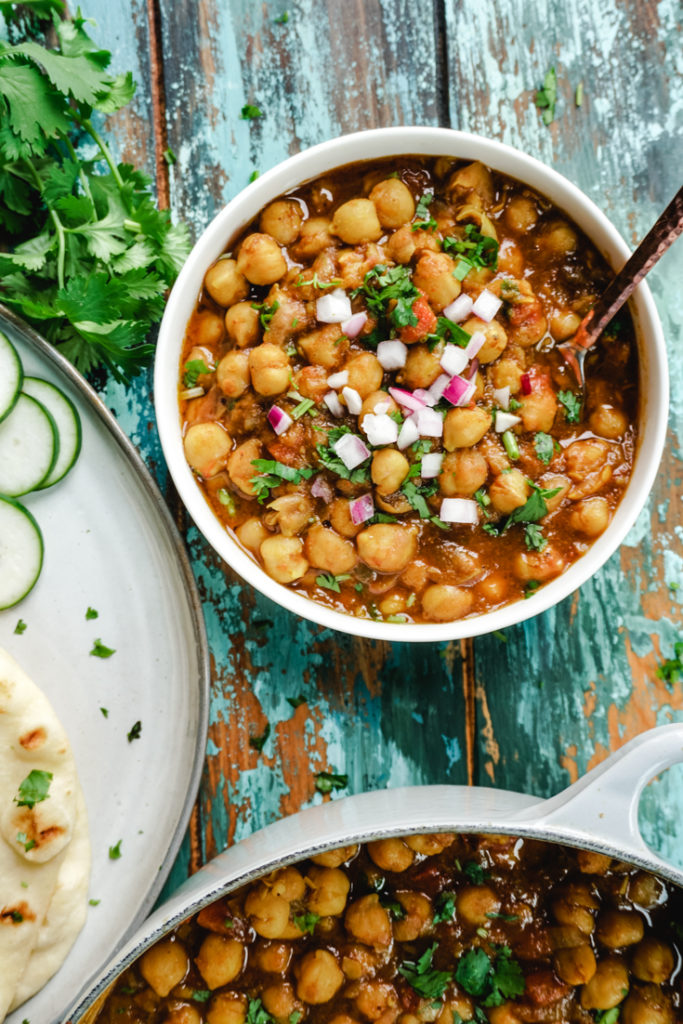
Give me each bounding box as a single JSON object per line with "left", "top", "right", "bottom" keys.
{"left": 68, "top": 723, "right": 683, "bottom": 1023}
{"left": 154, "top": 127, "right": 668, "bottom": 642}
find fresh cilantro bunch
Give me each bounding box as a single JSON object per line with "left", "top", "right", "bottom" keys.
{"left": 0, "top": 3, "right": 189, "bottom": 380}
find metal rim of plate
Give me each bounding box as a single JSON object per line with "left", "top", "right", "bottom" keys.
{"left": 0, "top": 303, "right": 211, "bottom": 1005}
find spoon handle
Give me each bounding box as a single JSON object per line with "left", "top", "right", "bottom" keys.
{"left": 576, "top": 184, "right": 683, "bottom": 348}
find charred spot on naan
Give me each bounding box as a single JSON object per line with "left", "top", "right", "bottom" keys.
{"left": 19, "top": 728, "right": 47, "bottom": 750}
{"left": 1, "top": 902, "right": 36, "bottom": 925}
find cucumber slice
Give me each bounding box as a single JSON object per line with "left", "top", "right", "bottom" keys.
{"left": 0, "top": 330, "right": 23, "bottom": 424}
{"left": 22, "top": 377, "right": 82, "bottom": 488}
{"left": 0, "top": 393, "right": 59, "bottom": 496}
{"left": 0, "top": 495, "right": 44, "bottom": 608}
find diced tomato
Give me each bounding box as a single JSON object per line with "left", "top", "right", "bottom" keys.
{"left": 399, "top": 294, "right": 437, "bottom": 344}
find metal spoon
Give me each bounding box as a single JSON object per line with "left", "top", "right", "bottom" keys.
{"left": 558, "top": 183, "right": 683, "bottom": 388}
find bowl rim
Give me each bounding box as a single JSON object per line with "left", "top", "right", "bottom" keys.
{"left": 155, "top": 126, "right": 669, "bottom": 642}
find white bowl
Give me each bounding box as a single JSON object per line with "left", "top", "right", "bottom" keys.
{"left": 155, "top": 127, "right": 668, "bottom": 642}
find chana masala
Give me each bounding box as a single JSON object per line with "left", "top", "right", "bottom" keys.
{"left": 93, "top": 832, "right": 682, "bottom": 1023}
{"left": 179, "top": 157, "right": 638, "bottom": 624}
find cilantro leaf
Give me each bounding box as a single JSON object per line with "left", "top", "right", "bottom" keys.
{"left": 316, "top": 572, "right": 351, "bottom": 593}
{"left": 294, "top": 911, "right": 320, "bottom": 934}
{"left": 315, "top": 771, "right": 348, "bottom": 794}
{"left": 656, "top": 641, "right": 683, "bottom": 689}
{"left": 14, "top": 618, "right": 27, "bottom": 634}
{"left": 352, "top": 264, "right": 419, "bottom": 332}
{"left": 463, "top": 861, "right": 487, "bottom": 884}
{"left": 535, "top": 66, "right": 557, "bottom": 125}
{"left": 240, "top": 104, "right": 263, "bottom": 119}
{"left": 433, "top": 892, "right": 456, "bottom": 924}
{"left": 15, "top": 769, "right": 53, "bottom": 809}
{"left": 456, "top": 946, "right": 525, "bottom": 1007}
{"left": 85, "top": 606, "right": 98, "bottom": 620}
{"left": 183, "top": 358, "right": 210, "bottom": 386}
{"left": 250, "top": 458, "right": 314, "bottom": 502}
{"left": 247, "top": 999, "right": 275, "bottom": 1024}
{"left": 249, "top": 722, "right": 270, "bottom": 753}
{"left": 90, "top": 637, "right": 115, "bottom": 658}
{"left": 524, "top": 524, "right": 547, "bottom": 551}
{"left": 533, "top": 432, "right": 554, "bottom": 465}
{"left": 413, "top": 191, "right": 437, "bottom": 231}
{"left": 399, "top": 943, "right": 452, "bottom": 999}
{"left": 443, "top": 225, "right": 499, "bottom": 271}
{"left": 127, "top": 720, "right": 142, "bottom": 742}
{"left": 558, "top": 389, "right": 582, "bottom": 422}
{"left": 504, "top": 483, "right": 561, "bottom": 530}
{"left": 287, "top": 694, "right": 307, "bottom": 708}
{"left": 108, "top": 839, "right": 122, "bottom": 859}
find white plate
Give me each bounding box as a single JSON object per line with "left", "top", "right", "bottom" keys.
{"left": 0, "top": 308, "right": 209, "bottom": 1024}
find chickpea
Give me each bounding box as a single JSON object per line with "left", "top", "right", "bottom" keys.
{"left": 393, "top": 891, "right": 432, "bottom": 941}
{"left": 298, "top": 324, "right": 348, "bottom": 370}
{"left": 386, "top": 224, "right": 439, "bottom": 264}
{"left": 456, "top": 885, "right": 501, "bottom": 925}
{"left": 581, "top": 957, "right": 630, "bottom": 1011}
{"left": 207, "top": 994, "right": 247, "bottom": 1024}
{"left": 224, "top": 301, "right": 260, "bottom": 349}
{"left": 505, "top": 195, "right": 538, "bottom": 233}
{"left": 359, "top": 391, "right": 399, "bottom": 419}
{"left": 262, "top": 982, "right": 297, "bottom": 1019}
{"left": 513, "top": 546, "right": 565, "bottom": 583}
{"left": 380, "top": 590, "right": 408, "bottom": 615}
{"left": 622, "top": 985, "right": 674, "bottom": 1024}
{"left": 228, "top": 438, "right": 261, "bottom": 496}
{"left": 249, "top": 343, "right": 291, "bottom": 396}
{"left": 577, "top": 850, "right": 612, "bottom": 875}
{"left": 164, "top": 1006, "right": 202, "bottom": 1024}
{"left": 539, "top": 220, "right": 579, "bottom": 255}
{"left": 296, "top": 949, "right": 344, "bottom": 1004}
{"left": 519, "top": 389, "right": 558, "bottom": 433}
{"left": 306, "top": 866, "right": 351, "bottom": 916}
{"left": 589, "top": 403, "right": 628, "bottom": 439}
{"left": 331, "top": 199, "right": 382, "bottom": 244}
{"left": 569, "top": 497, "right": 610, "bottom": 537}
{"left": 549, "top": 309, "right": 582, "bottom": 341}
{"left": 354, "top": 980, "right": 398, "bottom": 1021}
{"left": 184, "top": 423, "right": 232, "bottom": 479}
{"left": 477, "top": 572, "right": 508, "bottom": 603}
{"left": 404, "top": 832, "right": 455, "bottom": 855}
{"left": 486, "top": 1007, "right": 522, "bottom": 1024}
{"left": 328, "top": 498, "right": 363, "bottom": 538}
{"left": 266, "top": 866, "right": 306, "bottom": 902}
{"left": 311, "top": 844, "right": 359, "bottom": 868}
{"left": 236, "top": 233, "right": 287, "bottom": 285}
{"left": 401, "top": 344, "right": 442, "bottom": 389}
{"left": 422, "top": 584, "right": 474, "bottom": 622}
{"left": 195, "top": 935, "right": 244, "bottom": 989}
{"left": 371, "top": 449, "right": 410, "bottom": 495}
{"left": 497, "top": 239, "right": 524, "bottom": 277}
{"left": 440, "top": 450, "right": 488, "bottom": 496}
{"left": 217, "top": 351, "right": 250, "bottom": 398}
{"left": 490, "top": 358, "right": 524, "bottom": 394}
{"left": 204, "top": 258, "right": 249, "bottom": 307}
{"left": 448, "top": 161, "right": 494, "bottom": 205}
{"left": 304, "top": 523, "right": 357, "bottom": 574}
{"left": 461, "top": 317, "right": 507, "bottom": 364}
{"left": 553, "top": 944, "right": 597, "bottom": 986}
{"left": 254, "top": 942, "right": 292, "bottom": 973}
{"left": 345, "top": 353, "right": 384, "bottom": 398}
{"left": 260, "top": 536, "right": 309, "bottom": 585}
{"left": 357, "top": 524, "right": 417, "bottom": 573}
{"left": 345, "top": 894, "right": 392, "bottom": 948}
{"left": 489, "top": 468, "right": 529, "bottom": 514}
{"left": 236, "top": 518, "right": 269, "bottom": 553}
{"left": 539, "top": 473, "right": 570, "bottom": 512}
{"left": 631, "top": 938, "right": 674, "bottom": 984}
{"left": 192, "top": 310, "right": 225, "bottom": 347}
{"left": 367, "top": 837, "right": 414, "bottom": 872}
{"left": 370, "top": 179, "right": 415, "bottom": 228}
{"left": 265, "top": 494, "right": 313, "bottom": 538}
{"left": 597, "top": 909, "right": 644, "bottom": 949}
{"left": 245, "top": 884, "right": 291, "bottom": 938}
{"left": 260, "top": 200, "right": 303, "bottom": 245}
{"left": 628, "top": 873, "right": 664, "bottom": 909}
{"left": 444, "top": 406, "right": 492, "bottom": 450}
{"left": 566, "top": 439, "right": 610, "bottom": 481}
{"left": 139, "top": 939, "right": 189, "bottom": 997}
{"left": 553, "top": 886, "right": 597, "bottom": 936}
{"left": 292, "top": 216, "right": 335, "bottom": 260}
{"left": 294, "top": 364, "right": 329, "bottom": 401}
{"left": 412, "top": 251, "right": 461, "bottom": 311}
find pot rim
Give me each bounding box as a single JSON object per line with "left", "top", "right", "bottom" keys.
{"left": 67, "top": 723, "right": 683, "bottom": 1023}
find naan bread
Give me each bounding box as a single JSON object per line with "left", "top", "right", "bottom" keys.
{"left": 0, "top": 647, "right": 90, "bottom": 1020}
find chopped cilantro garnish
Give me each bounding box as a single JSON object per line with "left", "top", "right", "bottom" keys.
{"left": 289, "top": 1014, "right": 302, "bottom": 1024}
{"left": 483, "top": 522, "right": 500, "bottom": 537}
{"left": 486, "top": 912, "right": 519, "bottom": 922}
{"left": 524, "top": 524, "right": 547, "bottom": 551}
{"left": 109, "top": 840, "right": 122, "bottom": 860}
{"left": 240, "top": 104, "right": 263, "bottom": 119}
{"left": 316, "top": 572, "right": 351, "bottom": 593}
{"left": 90, "top": 638, "right": 115, "bottom": 658}
{"left": 558, "top": 389, "right": 582, "bottom": 422}
{"left": 502, "top": 430, "right": 520, "bottom": 461}
{"left": 250, "top": 458, "right": 314, "bottom": 502}
{"left": 443, "top": 224, "right": 499, "bottom": 272}
{"left": 504, "top": 483, "right": 561, "bottom": 530}
{"left": 249, "top": 170, "right": 260, "bottom": 182}
{"left": 534, "top": 432, "right": 554, "bottom": 464}
{"left": 163, "top": 147, "right": 177, "bottom": 165}
{"left": 85, "top": 606, "right": 99, "bottom": 620}
{"left": 379, "top": 892, "right": 406, "bottom": 919}
{"left": 493, "top": 630, "right": 507, "bottom": 643}
{"left": 595, "top": 1010, "right": 619, "bottom": 1024}
{"left": 295, "top": 271, "right": 341, "bottom": 290}
{"left": 249, "top": 722, "right": 271, "bottom": 752}
{"left": 474, "top": 488, "right": 491, "bottom": 510}
{"left": 100, "top": 707, "right": 109, "bottom": 717}
{"left": 535, "top": 66, "right": 557, "bottom": 126}
{"left": 455, "top": 945, "right": 525, "bottom": 1006}
{"left": 15, "top": 770, "right": 52, "bottom": 809}
{"left": 287, "top": 694, "right": 307, "bottom": 708}
{"left": 191, "top": 990, "right": 212, "bottom": 1003}
{"left": 352, "top": 264, "right": 418, "bottom": 331}
{"left": 127, "top": 720, "right": 142, "bottom": 743}
{"left": 412, "top": 192, "right": 437, "bottom": 231}
{"left": 316, "top": 428, "right": 370, "bottom": 483}
{"left": 508, "top": 396, "right": 522, "bottom": 411}
{"left": 402, "top": 478, "right": 439, "bottom": 519}
{"left": 575, "top": 81, "right": 584, "bottom": 108}
{"left": 399, "top": 942, "right": 452, "bottom": 999}
{"left": 315, "top": 771, "right": 348, "bottom": 794}
{"left": 294, "top": 910, "right": 320, "bottom": 934}
{"left": 89, "top": 898, "right": 101, "bottom": 906}
{"left": 292, "top": 397, "right": 316, "bottom": 419}
{"left": 16, "top": 832, "right": 36, "bottom": 853}
{"left": 524, "top": 580, "right": 541, "bottom": 598}
{"left": 433, "top": 892, "right": 456, "bottom": 924}
{"left": 183, "top": 358, "right": 210, "bottom": 387}
{"left": 427, "top": 316, "right": 471, "bottom": 350}
{"left": 218, "top": 488, "right": 237, "bottom": 514}
{"left": 11, "top": 910, "right": 24, "bottom": 922}
{"left": 275, "top": 11, "right": 290, "bottom": 24}
{"left": 463, "top": 861, "right": 487, "bottom": 884}
{"left": 14, "top": 618, "right": 27, "bottom": 634}
{"left": 252, "top": 299, "right": 280, "bottom": 329}
{"left": 656, "top": 641, "right": 683, "bottom": 689}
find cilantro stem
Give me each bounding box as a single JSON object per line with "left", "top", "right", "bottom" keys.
{"left": 23, "top": 157, "right": 66, "bottom": 291}
{"left": 80, "top": 117, "right": 127, "bottom": 195}
{"left": 59, "top": 131, "right": 95, "bottom": 204}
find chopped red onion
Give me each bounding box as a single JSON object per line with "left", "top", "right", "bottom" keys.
{"left": 361, "top": 412, "right": 399, "bottom": 446}
{"left": 323, "top": 390, "right": 345, "bottom": 417}
{"left": 466, "top": 357, "right": 479, "bottom": 380}
{"left": 417, "top": 406, "right": 444, "bottom": 438}
{"left": 311, "top": 475, "right": 334, "bottom": 502}
{"left": 388, "top": 386, "right": 425, "bottom": 413}
{"left": 421, "top": 452, "right": 444, "bottom": 478}
{"left": 443, "top": 293, "right": 474, "bottom": 323}
{"left": 377, "top": 339, "right": 408, "bottom": 370}
{"left": 439, "top": 497, "right": 479, "bottom": 524}
{"left": 464, "top": 330, "right": 486, "bottom": 359}
{"left": 333, "top": 432, "right": 370, "bottom": 470}
{"left": 442, "top": 374, "right": 475, "bottom": 407}
{"left": 316, "top": 288, "right": 352, "bottom": 324}
{"left": 267, "top": 405, "right": 293, "bottom": 435}
{"left": 428, "top": 373, "right": 451, "bottom": 403}
{"left": 440, "top": 344, "right": 469, "bottom": 377}
{"left": 413, "top": 388, "right": 436, "bottom": 407}
{"left": 471, "top": 289, "right": 502, "bottom": 322}
{"left": 342, "top": 386, "right": 363, "bottom": 415}
{"left": 493, "top": 385, "right": 510, "bottom": 410}
{"left": 521, "top": 372, "right": 532, "bottom": 395}
{"left": 327, "top": 370, "right": 349, "bottom": 389}
{"left": 495, "top": 410, "right": 522, "bottom": 433}
{"left": 341, "top": 311, "right": 368, "bottom": 338}
{"left": 397, "top": 416, "right": 420, "bottom": 450}
{"left": 349, "top": 492, "right": 375, "bottom": 525}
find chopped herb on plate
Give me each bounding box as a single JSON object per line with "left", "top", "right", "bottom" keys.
{"left": 14, "top": 618, "right": 27, "bottom": 634}
{"left": 399, "top": 942, "right": 452, "bottom": 999}
{"left": 249, "top": 722, "right": 271, "bottom": 753}
{"left": 535, "top": 66, "right": 557, "bottom": 125}
{"left": 127, "top": 720, "right": 142, "bottom": 743}
{"left": 315, "top": 771, "right": 348, "bottom": 794}
{"left": 108, "top": 839, "right": 122, "bottom": 860}
{"left": 240, "top": 104, "right": 263, "bottom": 119}
{"left": 90, "top": 638, "right": 115, "bottom": 658}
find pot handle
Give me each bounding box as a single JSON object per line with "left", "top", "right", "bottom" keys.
{"left": 511, "top": 724, "right": 683, "bottom": 865}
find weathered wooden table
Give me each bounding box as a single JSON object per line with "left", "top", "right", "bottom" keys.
{"left": 85, "top": 0, "right": 683, "bottom": 892}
